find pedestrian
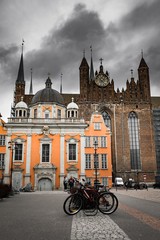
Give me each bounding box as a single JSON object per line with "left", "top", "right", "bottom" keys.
{"left": 68, "top": 176, "right": 74, "bottom": 190}
{"left": 63, "top": 175, "right": 68, "bottom": 191}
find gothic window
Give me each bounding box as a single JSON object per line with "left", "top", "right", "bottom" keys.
{"left": 14, "top": 144, "right": 23, "bottom": 161}
{"left": 102, "top": 112, "right": 111, "bottom": 130}
{"left": 128, "top": 112, "right": 141, "bottom": 170}
{"left": 42, "top": 144, "right": 50, "bottom": 162}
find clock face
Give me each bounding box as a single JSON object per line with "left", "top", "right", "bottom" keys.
{"left": 95, "top": 74, "right": 109, "bottom": 87}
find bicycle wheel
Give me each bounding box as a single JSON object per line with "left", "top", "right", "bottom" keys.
{"left": 63, "top": 194, "right": 83, "bottom": 215}
{"left": 98, "top": 192, "right": 118, "bottom": 215}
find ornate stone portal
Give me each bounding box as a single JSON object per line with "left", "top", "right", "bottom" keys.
{"left": 34, "top": 163, "right": 57, "bottom": 190}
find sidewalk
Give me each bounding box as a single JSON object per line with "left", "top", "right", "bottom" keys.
{"left": 111, "top": 187, "right": 160, "bottom": 203}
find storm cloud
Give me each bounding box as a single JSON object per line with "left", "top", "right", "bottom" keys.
{"left": 0, "top": 0, "right": 160, "bottom": 120}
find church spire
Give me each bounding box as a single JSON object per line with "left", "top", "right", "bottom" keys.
{"left": 16, "top": 40, "right": 25, "bottom": 83}
{"left": 89, "top": 46, "right": 94, "bottom": 81}
{"left": 29, "top": 68, "right": 33, "bottom": 94}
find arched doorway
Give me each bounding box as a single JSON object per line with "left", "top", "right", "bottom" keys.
{"left": 38, "top": 178, "right": 52, "bottom": 191}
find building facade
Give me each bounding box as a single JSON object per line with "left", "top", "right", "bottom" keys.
{"left": 1, "top": 48, "right": 160, "bottom": 189}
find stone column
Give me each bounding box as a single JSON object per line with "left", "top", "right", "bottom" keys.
{"left": 59, "top": 134, "right": 65, "bottom": 189}
{"left": 24, "top": 134, "right": 32, "bottom": 185}
{"left": 80, "top": 134, "right": 86, "bottom": 179}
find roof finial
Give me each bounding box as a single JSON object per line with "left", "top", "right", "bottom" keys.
{"left": 83, "top": 49, "right": 85, "bottom": 58}
{"left": 131, "top": 69, "right": 134, "bottom": 78}
{"left": 99, "top": 58, "right": 103, "bottom": 65}
{"left": 141, "top": 49, "right": 143, "bottom": 58}
{"left": 22, "top": 39, "right": 25, "bottom": 54}
{"left": 60, "top": 73, "right": 63, "bottom": 94}
{"left": 90, "top": 45, "right": 92, "bottom": 56}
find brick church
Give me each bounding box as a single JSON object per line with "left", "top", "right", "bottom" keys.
{"left": 11, "top": 48, "right": 160, "bottom": 184}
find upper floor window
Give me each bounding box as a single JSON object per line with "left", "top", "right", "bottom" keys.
{"left": 85, "top": 154, "right": 91, "bottom": 169}
{"left": 0, "top": 135, "right": 5, "bottom": 146}
{"left": 101, "top": 154, "right": 107, "bottom": 169}
{"left": 94, "top": 122, "right": 101, "bottom": 130}
{"left": 42, "top": 144, "right": 50, "bottom": 162}
{"left": 101, "top": 136, "right": 106, "bottom": 147}
{"left": 85, "top": 137, "right": 91, "bottom": 147}
{"left": 45, "top": 110, "right": 50, "bottom": 119}
{"left": 69, "top": 144, "right": 76, "bottom": 160}
{"left": 14, "top": 144, "right": 23, "bottom": 161}
{"left": 94, "top": 154, "right": 99, "bottom": 169}
{"left": 57, "top": 109, "right": 61, "bottom": 118}
{"left": 34, "top": 109, "right": 37, "bottom": 118}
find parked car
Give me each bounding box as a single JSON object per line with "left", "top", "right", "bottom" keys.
{"left": 114, "top": 177, "right": 124, "bottom": 187}
{"left": 125, "top": 180, "right": 148, "bottom": 190}
{"left": 153, "top": 182, "right": 160, "bottom": 189}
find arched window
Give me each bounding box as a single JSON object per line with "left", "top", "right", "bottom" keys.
{"left": 102, "top": 112, "right": 111, "bottom": 130}
{"left": 128, "top": 112, "right": 141, "bottom": 170}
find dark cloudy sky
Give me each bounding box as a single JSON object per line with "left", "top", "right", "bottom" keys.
{"left": 0, "top": 0, "right": 160, "bottom": 121}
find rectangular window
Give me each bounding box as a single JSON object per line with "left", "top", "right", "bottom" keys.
{"left": 102, "top": 154, "right": 107, "bottom": 169}
{"left": 0, "top": 154, "right": 5, "bottom": 168}
{"left": 57, "top": 109, "right": 61, "bottom": 118}
{"left": 85, "top": 137, "right": 91, "bottom": 147}
{"left": 94, "top": 154, "right": 99, "bottom": 169}
{"left": 42, "top": 144, "right": 50, "bottom": 162}
{"left": 0, "top": 135, "right": 5, "bottom": 146}
{"left": 34, "top": 109, "right": 37, "bottom": 118}
{"left": 85, "top": 154, "right": 91, "bottom": 169}
{"left": 93, "top": 136, "right": 98, "bottom": 146}
{"left": 14, "top": 144, "right": 23, "bottom": 161}
{"left": 69, "top": 144, "right": 76, "bottom": 160}
{"left": 102, "top": 177, "right": 108, "bottom": 186}
{"left": 101, "top": 136, "right": 106, "bottom": 147}
{"left": 94, "top": 122, "right": 101, "bottom": 130}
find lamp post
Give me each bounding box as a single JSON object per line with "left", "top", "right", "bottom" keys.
{"left": 8, "top": 141, "right": 17, "bottom": 191}
{"left": 93, "top": 140, "right": 98, "bottom": 189}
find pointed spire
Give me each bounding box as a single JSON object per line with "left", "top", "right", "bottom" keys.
{"left": 138, "top": 51, "right": 148, "bottom": 69}
{"left": 60, "top": 73, "right": 63, "bottom": 94}
{"left": 29, "top": 68, "right": 33, "bottom": 94}
{"left": 16, "top": 52, "right": 25, "bottom": 83}
{"left": 89, "top": 46, "right": 94, "bottom": 81}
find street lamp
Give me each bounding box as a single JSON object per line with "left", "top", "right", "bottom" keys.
{"left": 8, "top": 140, "right": 17, "bottom": 191}
{"left": 93, "top": 140, "right": 98, "bottom": 189}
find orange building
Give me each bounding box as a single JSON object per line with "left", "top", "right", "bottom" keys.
{"left": 85, "top": 112, "right": 112, "bottom": 187}
{"left": 3, "top": 78, "right": 112, "bottom": 190}
{"left": 0, "top": 114, "right": 6, "bottom": 183}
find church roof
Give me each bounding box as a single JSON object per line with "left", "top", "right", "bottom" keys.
{"left": 31, "top": 77, "right": 64, "bottom": 105}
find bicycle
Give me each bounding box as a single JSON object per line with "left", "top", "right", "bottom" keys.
{"left": 63, "top": 181, "right": 118, "bottom": 216}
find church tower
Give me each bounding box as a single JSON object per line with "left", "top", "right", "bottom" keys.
{"left": 14, "top": 42, "right": 25, "bottom": 107}
{"left": 138, "top": 55, "right": 151, "bottom": 102}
